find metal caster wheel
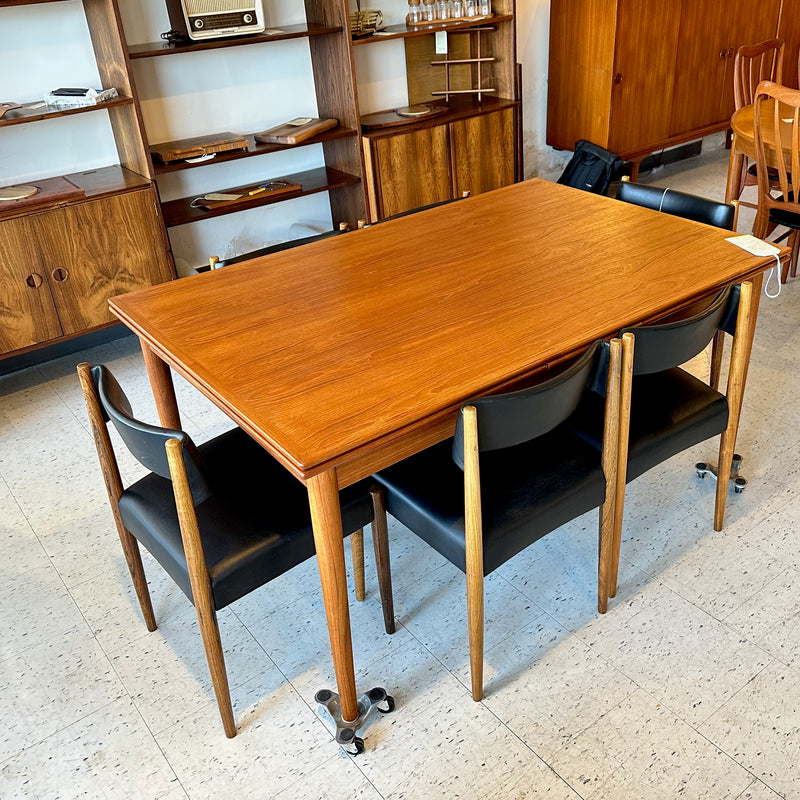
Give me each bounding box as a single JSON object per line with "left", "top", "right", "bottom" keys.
{"left": 337, "top": 728, "right": 365, "bottom": 756}
{"left": 315, "top": 685, "right": 396, "bottom": 755}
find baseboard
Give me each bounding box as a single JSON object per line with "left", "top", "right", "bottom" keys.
{"left": 0, "top": 326, "right": 135, "bottom": 376}
{"left": 638, "top": 140, "right": 703, "bottom": 174}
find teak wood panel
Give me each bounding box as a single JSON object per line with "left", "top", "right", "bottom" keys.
{"left": 109, "top": 179, "right": 778, "bottom": 483}
{"left": 0, "top": 216, "right": 62, "bottom": 353}
{"left": 450, "top": 108, "right": 515, "bottom": 196}
{"left": 367, "top": 125, "right": 452, "bottom": 218}
{"left": 778, "top": 0, "right": 800, "bottom": 88}
{"left": 36, "top": 190, "right": 173, "bottom": 336}
{"left": 608, "top": 0, "right": 682, "bottom": 154}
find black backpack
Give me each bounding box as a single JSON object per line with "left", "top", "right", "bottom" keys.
{"left": 557, "top": 139, "right": 625, "bottom": 195}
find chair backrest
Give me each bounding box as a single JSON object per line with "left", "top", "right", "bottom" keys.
{"left": 734, "top": 38, "right": 784, "bottom": 110}
{"left": 620, "top": 285, "right": 738, "bottom": 375}
{"left": 452, "top": 341, "right": 606, "bottom": 464}
{"left": 557, "top": 140, "right": 625, "bottom": 195}
{"left": 753, "top": 80, "right": 800, "bottom": 212}
{"left": 91, "top": 365, "right": 212, "bottom": 502}
{"left": 212, "top": 227, "right": 348, "bottom": 268}
{"left": 616, "top": 180, "right": 736, "bottom": 230}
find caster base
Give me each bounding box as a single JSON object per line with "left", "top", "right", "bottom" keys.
{"left": 315, "top": 686, "right": 395, "bottom": 755}
{"left": 695, "top": 453, "right": 747, "bottom": 493}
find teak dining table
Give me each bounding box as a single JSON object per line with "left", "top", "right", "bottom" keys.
{"left": 109, "top": 178, "right": 776, "bottom": 749}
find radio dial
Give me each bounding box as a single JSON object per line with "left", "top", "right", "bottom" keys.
{"left": 243, "top": 12, "right": 253, "bottom": 22}
{"left": 194, "top": 18, "right": 204, "bottom": 28}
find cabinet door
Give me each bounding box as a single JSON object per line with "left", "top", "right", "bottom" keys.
{"left": 450, "top": 109, "right": 516, "bottom": 197}
{"left": 0, "top": 215, "right": 62, "bottom": 354}
{"left": 608, "top": 0, "right": 683, "bottom": 155}
{"left": 368, "top": 125, "right": 452, "bottom": 219}
{"left": 37, "top": 190, "right": 173, "bottom": 336}
{"left": 779, "top": 0, "right": 800, "bottom": 89}
{"left": 720, "top": 0, "right": 782, "bottom": 118}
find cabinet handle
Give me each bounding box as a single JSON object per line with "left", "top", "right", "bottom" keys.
{"left": 51, "top": 267, "right": 69, "bottom": 282}
{"left": 614, "top": 73, "right": 623, "bottom": 84}
{"left": 728, "top": 48, "right": 736, "bottom": 58}
{"left": 25, "top": 273, "right": 44, "bottom": 288}
{"left": 720, "top": 50, "right": 728, "bottom": 59}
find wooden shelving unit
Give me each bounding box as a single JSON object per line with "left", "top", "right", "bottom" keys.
{"left": 0, "top": 0, "right": 174, "bottom": 360}
{"left": 128, "top": 23, "right": 342, "bottom": 58}
{"left": 161, "top": 166, "right": 361, "bottom": 227}
{"left": 0, "top": 96, "right": 134, "bottom": 127}
{"left": 150, "top": 127, "right": 359, "bottom": 175}
{"left": 350, "top": 14, "right": 513, "bottom": 45}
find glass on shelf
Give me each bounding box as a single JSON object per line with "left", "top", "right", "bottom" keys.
{"left": 407, "top": 0, "right": 422, "bottom": 24}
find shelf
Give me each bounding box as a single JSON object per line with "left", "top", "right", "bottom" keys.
{"left": 0, "top": 0, "right": 70, "bottom": 6}
{"left": 151, "top": 126, "right": 359, "bottom": 174}
{"left": 0, "top": 96, "right": 135, "bottom": 128}
{"left": 0, "top": 166, "right": 152, "bottom": 222}
{"left": 128, "top": 24, "right": 342, "bottom": 58}
{"left": 161, "top": 166, "right": 361, "bottom": 227}
{"left": 361, "top": 95, "right": 519, "bottom": 138}
{"left": 351, "top": 14, "right": 513, "bottom": 45}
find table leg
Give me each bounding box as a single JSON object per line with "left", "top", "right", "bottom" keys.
{"left": 140, "top": 339, "right": 181, "bottom": 430}
{"left": 307, "top": 469, "right": 358, "bottom": 721}
{"left": 725, "top": 135, "right": 744, "bottom": 205}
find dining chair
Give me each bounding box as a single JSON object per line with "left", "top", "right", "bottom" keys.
{"left": 373, "top": 339, "right": 622, "bottom": 701}
{"left": 557, "top": 139, "right": 625, "bottom": 195}
{"left": 615, "top": 177, "right": 739, "bottom": 389}
{"left": 78, "top": 362, "right": 395, "bottom": 738}
{"left": 733, "top": 39, "right": 785, "bottom": 210}
{"left": 752, "top": 80, "right": 800, "bottom": 281}
{"left": 567, "top": 281, "right": 754, "bottom": 601}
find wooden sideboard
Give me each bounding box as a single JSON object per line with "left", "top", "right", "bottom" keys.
{"left": 547, "top": 0, "right": 791, "bottom": 174}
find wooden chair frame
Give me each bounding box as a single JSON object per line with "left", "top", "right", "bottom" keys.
{"left": 606, "top": 282, "right": 754, "bottom": 599}
{"left": 460, "top": 338, "right": 622, "bottom": 700}
{"left": 77, "top": 362, "right": 381, "bottom": 737}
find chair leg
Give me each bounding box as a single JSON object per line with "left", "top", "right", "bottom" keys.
{"left": 350, "top": 529, "right": 366, "bottom": 602}
{"left": 369, "top": 486, "right": 396, "bottom": 634}
{"left": 195, "top": 602, "right": 237, "bottom": 738}
{"left": 166, "top": 438, "right": 236, "bottom": 738}
{"left": 466, "top": 559, "right": 484, "bottom": 702}
{"left": 608, "top": 333, "right": 634, "bottom": 600}
{"left": 709, "top": 330, "right": 725, "bottom": 392}
{"left": 117, "top": 523, "right": 157, "bottom": 631}
{"left": 789, "top": 230, "right": 799, "bottom": 280}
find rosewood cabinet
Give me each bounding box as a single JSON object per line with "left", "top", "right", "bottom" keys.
{"left": 362, "top": 104, "right": 516, "bottom": 220}
{"left": 0, "top": 188, "right": 172, "bottom": 356}
{"left": 548, "top": 0, "right": 788, "bottom": 172}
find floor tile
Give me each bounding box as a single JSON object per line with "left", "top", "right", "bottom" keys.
{"left": 0, "top": 625, "right": 125, "bottom": 762}
{"left": 700, "top": 660, "right": 800, "bottom": 800}
{"left": 0, "top": 698, "right": 180, "bottom": 800}
{"left": 548, "top": 688, "right": 755, "bottom": 800}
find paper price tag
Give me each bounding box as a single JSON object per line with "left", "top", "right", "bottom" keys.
{"left": 725, "top": 234, "right": 781, "bottom": 257}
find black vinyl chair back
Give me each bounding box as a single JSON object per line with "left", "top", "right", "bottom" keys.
{"left": 92, "top": 365, "right": 212, "bottom": 503}
{"left": 452, "top": 341, "right": 605, "bottom": 464}
{"left": 557, "top": 140, "right": 625, "bottom": 195}
{"left": 214, "top": 227, "right": 347, "bottom": 268}
{"left": 616, "top": 181, "right": 736, "bottom": 230}
{"left": 620, "top": 285, "right": 738, "bottom": 375}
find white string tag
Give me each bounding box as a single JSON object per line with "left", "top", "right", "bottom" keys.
{"left": 725, "top": 235, "right": 783, "bottom": 297}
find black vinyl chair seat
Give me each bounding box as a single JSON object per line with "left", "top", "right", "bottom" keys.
{"left": 568, "top": 367, "right": 728, "bottom": 484}
{"left": 119, "top": 427, "right": 375, "bottom": 611}
{"left": 377, "top": 430, "right": 605, "bottom": 576}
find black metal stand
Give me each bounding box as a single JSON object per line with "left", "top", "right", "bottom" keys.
{"left": 695, "top": 452, "right": 747, "bottom": 493}
{"left": 315, "top": 686, "right": 395, "bottom": 755}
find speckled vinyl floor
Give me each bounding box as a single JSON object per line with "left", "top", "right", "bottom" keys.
{"left": 2, "top": 143, "right": 798, "bottom": 799}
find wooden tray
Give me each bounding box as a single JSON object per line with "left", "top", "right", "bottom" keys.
{"left": 255, "top": 117, "right": 338, "bottom": 145}
{"left": 150, "top": 132, "right": 249, "bottom": 163}
{"left": 192, "top": 178, "right": 302, "bottom": 210}
{"left": 0, "top": 176, "right": 84, "bottom": 213}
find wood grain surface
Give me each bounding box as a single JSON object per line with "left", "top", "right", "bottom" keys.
{"left": 110, "top": 178, "right": 779, "bottom": 483}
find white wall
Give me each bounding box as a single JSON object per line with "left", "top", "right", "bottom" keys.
{"left": 0, "top": 0, "right": 563, "bottom": 272}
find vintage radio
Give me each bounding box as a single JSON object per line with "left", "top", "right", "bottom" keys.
{"left": 166, "top": 0, "right": 266, "bottom": 40}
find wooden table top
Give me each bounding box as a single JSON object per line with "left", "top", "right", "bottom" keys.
{"left": 110, "top": 179, "right": 775, "bottom": 483}
{"left": 731, "top": 99, "right": 793, "bottom": 164}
